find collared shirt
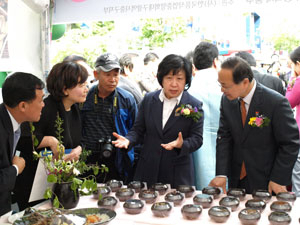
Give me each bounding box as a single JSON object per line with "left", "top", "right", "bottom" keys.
{"left": 241, "top": 80, "right": 257, "bottom": 114}
{"left": 159, "top": 89, "right": 183, "bottom": 129}
{"left": 6, "top": 108, "right": 20, "bottom": 176}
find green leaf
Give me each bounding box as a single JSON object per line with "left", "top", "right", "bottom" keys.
{"left": 44, "top": 188, "right": 52, "bottom": 199}
{"left": 53, "top": 196, "right": 60, "bottom": 208}
{"left": 47, "top": 174, "right": 57, "bottom": 183}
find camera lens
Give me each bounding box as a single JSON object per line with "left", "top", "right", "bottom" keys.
{"left": 102, "top": 142, "right": 114, "bottom": 158}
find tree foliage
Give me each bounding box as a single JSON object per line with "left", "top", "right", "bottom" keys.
{"left": 273, "top": 34, "right": 300, "bottom": 53}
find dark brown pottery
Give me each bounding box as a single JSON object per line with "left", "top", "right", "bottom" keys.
{"left": 252, "top": 189, "right": 272, "bottom": 202}
{"left": 270, "top": 201, "right": 292, "bottom": 212}
{"left": 97, "top": 196, "right": 118, "bottom": 210}
{"left": 276, "top": 192, "right": 296, "bottom": 203}
{"left": 202, "top": 186, "right": 221, "bottom": 199}
{"left": 193, "top": 194, "right": 213, "bottom": 209}
{"left": 177, "top": 185, "right": 195, "bottom": 198}
{"left": 123, "top": 199, "right": 144, "bottom": 214}
{"left": 138, "top": 189, "right": 158, "bottom": 204}
{"left": 92, "top": 186, "right": 111, "bottom": 200}
{"left": 219, "top": 196, "right": 240, "bottom": 211}
{"left": 164, "top": 191, "right": 184, "bottom": 206}
{"left": 115, "top": 188, "right": 134, "bottom": 202}
{"left": 238, "top": 208, "right": 261, "bottom": 225}
{"left": 227, "top": 188, "right": 246, "bottom": 201}
{"left": 208, "top": 206, "right": 230, "bottom": 223}
{"left": 181, "top": 204, "right": 202, "bottom": 220}
{"left": 106, "top": 179, "right": 122, "bottom": 192}
{"left": 245, "top": 199, "right": 266, "bottom": 212}
{"left": 150, "top": 183, "right": 168, "bottom": 195}
{"left": 128, "top": 181, "right": 145, "bottom": 193}
{"left": 268, "top": 211, "right": 291, "bottom": 225}
{"left": 151, "top": 202, "right": 172, "bottom": 217}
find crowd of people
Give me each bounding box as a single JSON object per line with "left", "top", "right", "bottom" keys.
{"left": 1, "top": 42, "right": 300, "bottom": 217}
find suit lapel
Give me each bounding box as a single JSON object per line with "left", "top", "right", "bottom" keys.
{"left": 0, "top": 104, "right": 14, "bottom": 161}
{"left": 242, "top": 83, "right": 263, "bottom": 142}
{"left": 163, "top": 91, "right": 188, "bottom": 134}
{"left": 151, "top": 91, "right": 164, "bottom": 138}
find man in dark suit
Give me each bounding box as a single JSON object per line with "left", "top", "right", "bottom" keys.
{"left": 209, "top": 57, "right": 299, "bottom": 194}
{"left": 235, "top": 51, "right": 285, "bottom": 95}
{"left": 0, "top": 72, "right": 44, "bottom": 216}
{"left": 113, "top": 54, "right": 203, "bottom": 188}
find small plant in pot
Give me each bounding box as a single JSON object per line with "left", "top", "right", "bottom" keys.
{"left": 32, "top": 114, "right": 106, "bottom": 209}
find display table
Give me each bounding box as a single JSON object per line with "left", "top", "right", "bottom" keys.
{"left": 33, "top": 191, "right": 300, "bottom": 225}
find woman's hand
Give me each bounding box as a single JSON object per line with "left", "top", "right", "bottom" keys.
{"left": 161, "top": 132, "right": 183, "bottom": 150}
{"left": 64, "top": 145, "right": 82, "bottom": 161}
{"left": 38, "top": 136, "right": 61, "bottom": 159}
{"left": 112, "top": 132, "right": 130, "bottom": 149}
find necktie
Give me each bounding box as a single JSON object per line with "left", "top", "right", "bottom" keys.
{"left": 240, "top": 99, "right": 247, "bottom": 180}
{"left": 13, "top": 127, "right": 21, "bottom": 155}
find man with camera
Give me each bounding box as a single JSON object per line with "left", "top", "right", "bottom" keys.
{"left": 80, "top": 53, "right": 138, "bottom": 184}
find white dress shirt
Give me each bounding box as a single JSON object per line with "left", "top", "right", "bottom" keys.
{"left": 159, "top": 89, "right": 183, "bottom": 129}
{"left": 7, "top": 109, "right": 20, "bottom": 175}
{"left": 241, "top": 80, "right": 257, "bottom": 114}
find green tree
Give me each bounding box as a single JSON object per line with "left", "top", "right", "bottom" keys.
{"left": 51, "top": 21, "right": 115, "bottom": 67}
{"left": 273, "top": 34, "right": 300, "bottom": 53}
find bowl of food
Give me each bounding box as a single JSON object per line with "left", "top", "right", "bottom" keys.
{"left": 238, "top": 208, "right": 261, "bottom": 225}
{"left": 138, "top": 189, "right": 158, "bottom": 204}
{"left": 164, "top": 191, "right": 184, "bottom": 206}
{"left": 219, "top": 196, "right": 240, "bottom": 212}
{"left": 227, "top": 188, "right": 246, "bottom": 201}
{"left": 97, "top": 196, "right": 118, "bottom": 210}
{"left": 181, "top": 204, "right": 202, "bottom": 220}
{"left": 123, "top": 199, "right": 144, "bottom": 214}
{"left": 270, "top": 201, "right": 292, "bottom": 212}
{"left": 245, "top": 199, "right": 266, "bottom": 212}
{"left": 208, "top": 206, "right": 230, "bottom": 223}
{"left": 268, "top": 211, "right": 291, "bottom": 225}
{"left": 128, "top": 181, "right": 145, "bottom": 193}
{"left": 202, "top": 186, "right": 221, "bottom": 199}
{"left": 106, "top": 180, "right": 122, "bottom": 192}
{"left": 93, "top": 186, "right": 111, "bottom": 200}
{"left": 150, "top": 183, "right": 168, "bottom": 195}
{"left": 252, "top": 189, "right": 271, "bottom": 202}
{"left": 193, "top": 194, "right": 213, "bottom": 209}
{"left": 151, "top": 202, "right": 172, "bottom": 217}
{"left": 177, "top": 185, "right": 195, "bottom": 198}
{"left": 276, "top": 192, "right": 296, "bottom": 203}
{"left": 115, "top": 188, "right": 134, "bottom": 202}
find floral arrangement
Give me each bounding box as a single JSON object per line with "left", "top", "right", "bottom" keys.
{"left": 175, "top": 104, "right": 202, "bottom": 122}
{"left": 32, "top": 114, "right": 107, "bottom": 208}
{"left": 248, "top": 112, "right": 270, "bottom": 128}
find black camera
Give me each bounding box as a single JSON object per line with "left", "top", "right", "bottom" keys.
{"left": 98, "top": 137, "right": 114, "bottom": 158}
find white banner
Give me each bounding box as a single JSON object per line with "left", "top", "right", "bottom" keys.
{"left": 53, "top": 0, "right": 300, "bottom": 24}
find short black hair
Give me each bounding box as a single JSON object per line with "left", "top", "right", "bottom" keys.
{"left": 157, "top": 54, "right": 192, "bottom": 90}
{"left": 47, "top": 61, "right": 88, "bottom": 101}
{"left": 63, "top": 55, "right": 86, "bottom": 63}
{"left": 193, "top": 42, "right": 219, "bottom": 70}
{"left": 2, "top": 72, "right": 44, "bottom": 108}
{"left": 290, "top": 46, "right": 300, "bottom": 64}
{"left": 235, "top": 51, "right": 257, "bottom": 67}
{"left": 221, "top": 56, "right": 253, "bottom": 84}
{"left": 144, "top": 52, "right": 159, "bottom": 65}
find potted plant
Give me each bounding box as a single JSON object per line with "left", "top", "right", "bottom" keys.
{"left": 32, "top": 114, "right": 107, "bottom": 209}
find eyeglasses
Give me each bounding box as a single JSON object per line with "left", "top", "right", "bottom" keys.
{"left": 218, "top": 82, "right": 234, "bottom": 91}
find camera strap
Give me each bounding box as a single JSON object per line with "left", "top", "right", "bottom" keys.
{"left": 94, "top": 88, "right": 118, "bottom": 114}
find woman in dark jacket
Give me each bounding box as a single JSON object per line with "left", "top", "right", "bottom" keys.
{"left": 34, "top": 61, "right": 89, "bottom": 160}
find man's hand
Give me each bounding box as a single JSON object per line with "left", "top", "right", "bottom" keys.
{"left": 268, "top": 180, "right": 287, "bottom": 194}
{"left": 64, "top": 145, "right": 82, "bottom": 161}
{"left": 12, "top": 156, "right": 25, "bottom": 174}
{"left": 112, "top": 132, "right": 130, "bottom": 149}
{"left": 161, "top": 132, "right": 183, "bottom": 151}
{"left": 209, "top": 177, "right": 227, "bottom": 194}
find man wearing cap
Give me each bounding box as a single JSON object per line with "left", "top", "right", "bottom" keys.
{"left": 80, "top": 53, "right": 138, "bottom": 184}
